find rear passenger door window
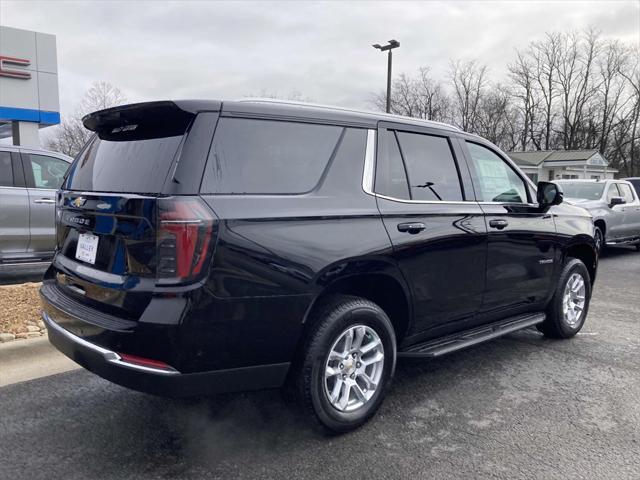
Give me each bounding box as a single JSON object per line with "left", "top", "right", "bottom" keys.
{"left": 201, "top": 118, "right": 343, "bottom": 194}
{"left": 26, "top": 154, "right": 69, "bottom": 189}
{"left": 375, "top": 131, "right": 410, "bottom": 200}
{"left": 465, "top": 142, "right": 528, "bottom": 203}
{"left": 397, "top": 132, "right": 463, "bottom": 201}
{"left": 0, "top": 151, "right": 13, "bottom": 187}
{"left": 374, "top": 129, "right": 463, "bottom": 202}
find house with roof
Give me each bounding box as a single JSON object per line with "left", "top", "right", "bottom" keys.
{"left": 507, "top": 150, "right": 617, "bottom": 183}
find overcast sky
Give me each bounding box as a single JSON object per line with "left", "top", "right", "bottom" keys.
{"left": 2, "top": 0, "right": 639, "bottom": 117}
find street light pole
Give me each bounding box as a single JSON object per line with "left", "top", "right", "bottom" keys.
{"left": 373, "top": 39, "right": 400, "bottom": 113}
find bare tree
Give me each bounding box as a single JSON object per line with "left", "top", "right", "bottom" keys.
{"left": 596, "top": 40, "right": 631, "bottom": 155}
{"left": 509, "top": 51, "right": 540, "bottom": 150}
{"left": 555, "top": 30, "right": 602, "bottom": 150}
{"left": 368, "top": 27, "right": 639, "bottom": 175}
{"left": 47, "top": 81, "right": 127, "bottom": 157}
{"left": 389, "top": 73, "right": 419, "bottom": 117}
{"left": 530, "top": 32, "right": 562, "bottom": 149}
{"left": 371, "top": 68, "right": 450, "bottom": 122}
{"left": 449, "top": 60, "right": 488, "bottom": 132}
{"left": 78, "top": 81, "right": 127, "bottom": 116}
{"left": 414, "top": 67, "right": 451, "bottom": 122}
{"left": 476, "top": 84, "right": 519, "bottom": 151}
{"left": 616, "top": 47, "right": 640, "bottom": 176}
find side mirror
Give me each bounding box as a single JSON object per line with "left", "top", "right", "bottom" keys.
{"left": 537, "top": 181, "right": 563, "bottom": 207}
{"left": 609, "top": 196, "right": 626, "bottom": 207}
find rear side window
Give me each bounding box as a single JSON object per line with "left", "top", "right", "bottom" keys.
{"left": 0, "top": 151, "right": 12, "bottom": 187}
{"left": 65, "top": 135, "right": 183, "bottom": 194}
{"left": 201, "top": 118, "right": 342, "bottom": 194}
{"left": 396, "top": 132, "right": 463, "bottom": 201}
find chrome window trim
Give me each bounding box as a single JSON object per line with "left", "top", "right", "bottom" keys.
{"left": 362, "top": 129, "right": 376, "bottom": 195}
{"left": 375, "top": 192, "right": 475, "bottom": 205}
{"left": 477, "top": 201, "right": 539, "bottom": 207}
{"left": 361, "top": 128, "right": 477, "bottom": 205}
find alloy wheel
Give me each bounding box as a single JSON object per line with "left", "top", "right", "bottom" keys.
{"left": 595, "top": 229, "right": 603, "bottom": 253}
{"left": 324, "top": 325, "right": 385, "bottom": 412}
{"left": 562, "top": 272, "right": 586, "bottom": 327}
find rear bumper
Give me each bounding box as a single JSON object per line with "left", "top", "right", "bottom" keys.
{"left": 41, "top": 301, "right": 290, "bottom": 398}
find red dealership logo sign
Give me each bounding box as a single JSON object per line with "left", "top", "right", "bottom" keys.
{"left": 0, "top": 56, "right": 31, "bottom": 79}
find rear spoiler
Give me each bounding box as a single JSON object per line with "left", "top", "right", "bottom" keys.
{"left": 82, "top": 100, "right": 220, "bottom": 140}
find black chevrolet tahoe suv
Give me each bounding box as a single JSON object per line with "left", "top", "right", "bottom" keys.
{"left": 41, "top": 99, "right": 597, "bottom": 432}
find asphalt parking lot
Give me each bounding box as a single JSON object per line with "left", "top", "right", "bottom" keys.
{"left": 1, "top": 248, "right": 638, "bottom": 480}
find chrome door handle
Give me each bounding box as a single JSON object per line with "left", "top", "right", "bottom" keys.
{"left": 397, "top": 222, "right": 426, "bottom": 234}
{"left": 33, "top": 199, "right": 55, "bottom": 204}
{"left": 489, "top": 219, "right": 509, "bottom": 230}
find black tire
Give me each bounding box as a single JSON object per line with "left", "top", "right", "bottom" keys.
{"left": 594, "top": 227, "right": 604, "bottom": 255}
{"left": 293, "top": 295, "right": 396, "bottom": 433}
{"left": 539, "top": 258, "right": 592, "bottom": 339}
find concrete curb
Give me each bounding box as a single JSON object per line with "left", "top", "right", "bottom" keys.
{"left": 0, "top": 334, "right": 50, "bottom": 353}
{"left": 0, "top": 330, "right": 46, "bottom": 343}
{"left": 0, "top": 334, "right": 79, "bottom": 387}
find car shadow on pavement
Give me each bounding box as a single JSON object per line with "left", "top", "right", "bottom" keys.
{"left": 599, "top": 245, "right": 638, "bottom": 259}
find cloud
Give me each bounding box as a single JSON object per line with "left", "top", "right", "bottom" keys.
{"left": 1, "top": 0, "right": 638, "bottom": 116}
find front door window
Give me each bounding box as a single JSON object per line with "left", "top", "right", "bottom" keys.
{"left": 465, "top": 142, "right": 528, "bottom": 203}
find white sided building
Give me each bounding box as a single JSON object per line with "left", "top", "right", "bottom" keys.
{"left": 0, "top": 25, "right": 60, "bottom": 147}
{"left": 508, "top": 150, "right": 618, "bottom": 183}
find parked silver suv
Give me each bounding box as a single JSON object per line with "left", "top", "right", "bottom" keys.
{"left": 556, "top": 179, "right": 640, "bottom": 252}
{"left": 0, "top": 145, "right": 72, "bottom": 264}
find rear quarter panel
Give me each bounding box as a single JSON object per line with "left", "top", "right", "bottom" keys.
{"left": 182, "top": 127, "right": 399, "bottom": 371}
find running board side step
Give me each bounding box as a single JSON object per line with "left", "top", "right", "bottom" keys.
{"left": 606, "top": 236, "right": 640, "bottom": 246}
{"left": 399, "top": 312, "right": 545, "bottom": 358}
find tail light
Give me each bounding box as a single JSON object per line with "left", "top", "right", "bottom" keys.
{"left": 156, "top": 197, "right": 216, "bottom": 284}
{"left": 117, "top": 353, "right": 179, "bottom": 373}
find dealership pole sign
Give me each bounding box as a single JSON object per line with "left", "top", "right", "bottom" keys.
{"left": 0, "top": 56, "right": 32, "bottom": 79}
{"left": 0, "top": 26, "right": 60, "bottom": 127}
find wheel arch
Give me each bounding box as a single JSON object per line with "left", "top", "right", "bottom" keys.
{"left": 304, "top": 270, "right": 412, "bottom": 344}
{"left": 564, "top": 240, "right": 597, "bottom": 285}
{"left": 593, "top": 218, "right": 606, "bottom": 237}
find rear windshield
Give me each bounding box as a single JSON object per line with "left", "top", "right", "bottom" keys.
{"left": 64, "top": 134, "right": 183, "bottom": 194}
{"left": 558, "top": 182, "right": 605, "bottom": 200}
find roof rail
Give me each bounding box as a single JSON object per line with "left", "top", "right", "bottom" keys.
{"left": 237, "top": 97, "right": 461, "bottom": 131}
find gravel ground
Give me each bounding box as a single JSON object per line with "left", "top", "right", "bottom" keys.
{"left": 0, "top": 283, "right": 45, "bottom": 340}
{"left": 0, "top": 248, "right": 638, "bottom": 479}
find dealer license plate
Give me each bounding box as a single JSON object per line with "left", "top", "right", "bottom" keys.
{"left": 75, "top": 233, "right": 99, "bottom": 265}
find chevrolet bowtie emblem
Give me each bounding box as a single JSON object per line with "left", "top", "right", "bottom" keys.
{"left": 73, "top": 197, "right": 87, "bottom": 207}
